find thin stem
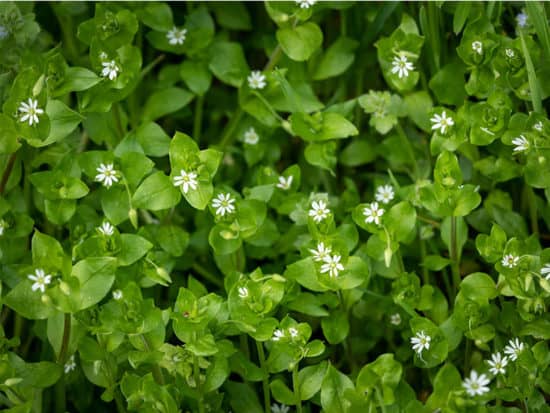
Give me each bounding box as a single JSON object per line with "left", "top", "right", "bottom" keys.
{"left": 420, "top": 236, "right": 429, "bottom": 285}
{"left": 218, "top": 108, "right": 243, "bottom": 149}
{"left": 193, "top": 94, "right": 205, "bottom": 144}
{"left": 140, "top": 334, "right": 165, "bottom": 385}
{"left": 113, "top": 103, "right": 125, "bottom": 139}
{"left": 265, "top": 45, "right": 283, "bottom": 72}
{"left": 292, "top": 364, "right": 302, "bottom": 413}
{"left": 337, "top": 291, "right": 356, "bottom": 374}
{"left": 464, "top": 338, "right": 472, "bottom": 374}
{"left": 192, "top": 262, "right": 223, "bottom": 288}
{"left": 375, "top": 386, "right": 387, "bottom": 413}
{"left": 526, "top": 186, "right": 539, "bottom": 234}
{"left": 395, "top": 122, "right": 419, "bottom": 178}
{"left": 194, "top": 354, "right": 205, "bottom": 413}
{"left": 256, "top": 341, "right": 271, "bottom": 413}
{"left": 54, "top": 377, "right": 66, "bottom": 413}
{"left": 138, "top": 54, "right": 166, "bottom": 81}
{"left": 417, "top": 214, "right": 440, "bottom": 228}
{"left": 57, "top": 313, "right": 71, "bottom": 364}
{"left": 450, "top": 216, "right": 461, "bottom": 296}
{"left": 0, "top": 153, "right": 17, "bottom": 195}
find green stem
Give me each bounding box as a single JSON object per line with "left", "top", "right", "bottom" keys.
{"left": 520, "top": 30, "right": 544, "bottom": 114}
{"left": 193, "top": 94, "right": 205, "bottom": 144}
{"left": 420, "top": 236, "right": 429, "bottom": 285}
{"left": 464, "top": 338, "right": 472, "bottom": 374}
{"left": 292, "top": 364, "right": 302, "bottom": 413}
{"left": 113, "top": 103, "right": 125, "bottom": 139}
{"left": 256, "top": 341, "right": 271, "bottom": 413}
{"left": 138, "top": 54, "right": 166, "bottom": 81}
{"left": 264, "top": 45, "right": 283, "bottom": 72}
{"left": 192, "top": 262, "right": 223, "bottom": 288}
{"left": 57, "top": 313, "right": 71, "bottom": 364}
{"left": 395, "top": 122, "right": 419, "bottom": 178}
{"left": 375, "top": 386, "right": 387, "bottom": 413}
{"left": 218, "top": 108, "right": 243, "bottom": 149}
{"left": 450, "top": 216, "right": 461, "bottom": 296}
{"left": 54, "top": 376, "right": 66, "bottom": 413}
{"left": 337, "top": 291, "right": 356, "bottom": 374}
{"left": 140, "top": 334, "right": 165, "bottom": 385}
{"left": 0, "top": 152, "right": 17, "bottom": 195}
{"left": 526, "top": 186, "right": 539, "bottom": 234}
{"left": 194, "top": 354, "right": 205, "bottom": 413}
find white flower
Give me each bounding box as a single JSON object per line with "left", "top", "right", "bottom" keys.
{"left": 516, "top": 11, "right": 528, "bottom": 28}
{"left": 296, "top": 0, "right": 315, "bottom": 9}
{"left": 28, "top": 268, "right": 53, "bottom": 293}
{"left": 505, "top": 48, "right": 515, "bottom": 58}
{"left": 173, "top": 170, "right": 198, "bottom": 194}
{"left": 391, "top": 54, "right": 414, "bottom": 79}
{"left": 541, "top": 263, "right": 550, "bottom": 280}
{"left": 472, "top": 41, "right": 483, "bottom": 55}
{"left": 272, "top": 329, "right": 285, "bottom": 341}
{"left": 533, "top": 121, "right": 543, "bottom": 132}
{"left": 243, "top": 127, "right": 259, "bottom": 145}
{"left": 487, "top": 352, "right": 508, "bottom": 375}
{"left": 375, "top": 185, "right": 395, "bottom": 204}
{"left": 430, "top": 111, "right": 455, "bottom": 135}
{"left": 112, "top": 289, "right": 123, "bottom": 300}
{"left": 212, "top": 193, "right": 236, "bottom": 216}
{"left": 512, "top": 135, "right": 529, "bottom": 152}
{"left": 238, "top": 287, "right": 249, "bottom": 299}
{"left": 504, "top": 338, "right": 525, "bottom": 361}
{"left": 247, "top": 70, "right": 266, "bottom": 90}
{"left": 390, "top": 313, "right": 401, "bottom": 326}
{"left": 0, "top": 220, "right": 6, "bottom": 236}
{"left": 309, "top": 242, "right": 332, "bottom": 262}
{"left": 288, "top": 327, "right": 299, "bottom": 338}
{"left": 462, "top": 370, "right": 491, "bottom": 397}
{"left": 97, "top": 222, "right": 114, "bottom": 236}
{"left": 308, "top": 200, "right": 330, "bottom": 223}
{"left": 271, "top": 403, "right": 290, "bottom": 413}
{"left": 363, "top": 202, "right": 384, "bottom": 225}
{"left": 101, "top": 60, "right": 120, "bottom": 80}
{"left": 501, "top": 254, "right": 519, "bottom": 268}
{"left": 0, "top": 25, "right": 8, "bottom": 39}
{"left": 18, "top": 98, "right": 44, "bottom": 126}
{"left": 320, "top": 254, "right": 345, "bottom": 278}
{"left": 276, "top": 175, "right": 293, "bottom": 190}
{"left": 410, "top": 330, "right": 431, "bottom": 356}
{"left": 95, "top": 163, "right": 119, "bottom": 188}
{"left": 99, "top": 51, "right": 108, "bottom": 60}
{"left": 64, "top": 355, "right": 76, "bottom": 374}
{"left": 166, "top": 27, "right": 187, "bottom": 45}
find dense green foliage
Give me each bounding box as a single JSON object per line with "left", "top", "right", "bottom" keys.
{"left": 1, "top": 2, "right": 550, "bottom": 412}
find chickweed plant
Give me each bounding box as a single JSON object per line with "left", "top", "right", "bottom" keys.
{"left": 1, "top": 2, "right": 550, "bottom": 412}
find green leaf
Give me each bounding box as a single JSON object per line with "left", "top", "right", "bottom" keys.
{"left": 304, "top": 141, "right": 337, "bottom": 174}
{"left": 133, "top": 122, "right": 171, "bottom": 157}
{"left": 298, "top": 361, "right": 328, "bottom": 400}
{"left": 276, "top": 22, "right": 323, "bottom": 62}
{"left": 321, "top": 310, "right": 349, "bottom": 344}
{"left": 156, "top": 225, "right": 189, "bottom": 257}
{"left": 117, "top": 234, "right": 153, "bottom": 266}
{"left": 53, "top": 67, "right": 102, "bottom": 97}
{"left": 460, "top": 272, "right": 497, "bottom": 302}
{"left": 142, "top": 87, "right": 194, "bottom": 121}
{"left": 132, "top": 172, "right": 181, "bottom": 211}
{"left": 136, "top": 3, "right": 173, "bottom": 31}
{"left": 4, "top": 280, "right": 55, "bottom": 320}
{"left": 208, "top": 41, "right": 249, "bottom": 87}
{"left": 72, "top": 257, "right": 117, "bottom": 310}
{"left": 320, "top": 365, "right": 354, "bottom": 413}
{"left": 180, "top": 60, "right": 212, "bottom": 96}
{"left": 291, "top": 112, "right": 358, "bottom": 142}
{"left": 313, "top": 37, "right": 359, "bottom": 80}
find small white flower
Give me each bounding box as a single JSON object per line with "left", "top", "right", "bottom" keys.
{"left": 18, "top": 98, "right": 44, "bottom": 126}
{"left": 276, "top": 175, "right": 293, "bottom": 190}
{"left": 472, "top": 41, "right": 483, "bottom": 55}
{"left": 375, "top": 185, "right": 395, "bottom": 204}
{"left": 238, "top": 287, "right": 249, "bottom": 299}
{"left": 363, "top": 202, "right": 384, "bottom": 225}
{"left": 504, "top": 338, "right": 525, "bottom": 361}
{"left": 487, "top": 352, "right": 508, "bottom": 375}
{"left": 288, "top": 327, "right": 299, "bottom": 338}
{"left": 212, "top": 193, "right": 236, "bottom": 216}
{"left": 512, "top": 135, "right": 529, "bottom": 152}
{"left": 0, "top": 220, "right": 6, "bottom": 236}
{"left": 243, "top": 127, "right": 259, "bottom": 145}
{"left": 272, "top": 329, "right": 285, "bottom": 341}
{"left": 541, "top": 263, "right": 550, "bottom": 280}
{"left": 320, "top": 254, "right": 345, "bottom": 278}
{"left": 166, "top": 27, "right": 187, "bottom": 45}
{"left": 309, "top": 242, "right": 332, "bottom": 262}
{"left": 516, "top": 11, "right": 528, "bottom": 28}
{"left": 505, "top": 48, "right": 515, "bottom": 58}
{"left": 99, "top": 51, "right": 108, "bottom": 60}
{"left": 271, "top": 403, "right": 290, "bottom": 413}
{"left": 308, "top": 200, "right": 330, "bottom": 223}
{"left": 430, "top": 111, "right": 455, "bottom": 135}
{"left": 247, "top": 70, "right": 266, "bottom": 90}
{"left": 97, "top": 222, "right": 114, "bottom": 236}
{"left": 64, "top": 355, "right": 76, "bottom": 374}
{"left": 28, "top": 268, "right": 53, "bottom": 293}
{"left": 0, "top": 25, "right": 9, "bottom": 40}
{"left": 101, "top": 60, "right": 120, "bottom": 80}
{"left": 112, "top": 289, "right": 123, "bottom": 300}
{"left": 390, "top": 313, "right": 401, "bottom": 326}
{"left": 295, "top": 0, "right": 315, "bottom": 9}
{"left": 501, "top": 254, "right": 519, "bottom": 268}
{"left": 533, "top": 121, "right": 543, "bottom": 132}
{"left": 173, "top": 169, "right": 198, "bottom": 194}
{"left": 95, "top": 163, "right": 119, "bottom": 188}
{"left": 391, "top": 54, "right": 414, "bottom": 79}
{"left": 462, "top": 370, "right": 491, "bottom": 397}
{"left": 410, "top": 330, "right": 431, "bottom": 356}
